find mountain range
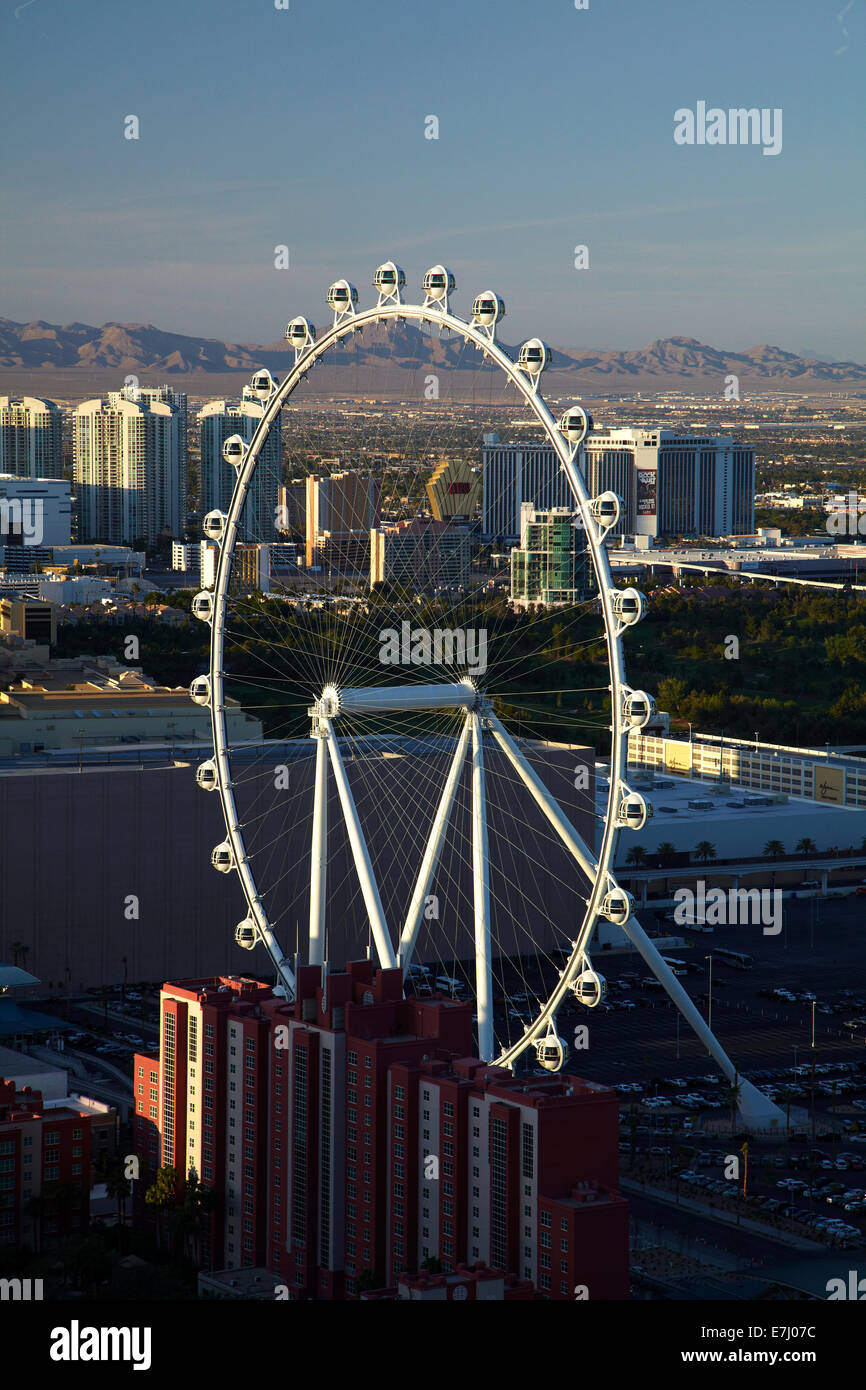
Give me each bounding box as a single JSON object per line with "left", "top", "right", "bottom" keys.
{"left": 1, "top": 317, "right": 863, "bottom": 387}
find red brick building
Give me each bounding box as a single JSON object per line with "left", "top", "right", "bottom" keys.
{"left": 383, "top": 1056, "right": 629, "bottom": 1299}
{"left": 267, "top": 960, "right": 472, "bottom": 1298}
{"left": 134, "top": 973, "right": 274, "bottom": 1271}
{"left": 0, "top": 1079, "right": 92, "bottom": 1247}
{"left": 137, "top": 963, "right": 629, "bottom": 1301}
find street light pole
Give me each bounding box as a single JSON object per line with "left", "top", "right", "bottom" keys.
{"left": 811, "top": 1001, "right": 817, "bottom": 1142}
{"left": 706, "top": 954, "right": 713, "bottom": 1034}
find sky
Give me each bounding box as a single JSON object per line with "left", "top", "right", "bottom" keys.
{"left": 0, "top": 0, "right": 863, "bottom": 359}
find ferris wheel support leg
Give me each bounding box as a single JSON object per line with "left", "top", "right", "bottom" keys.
{"left": 471, "top": 713, "right": 494, "bottom": 1062}
{"left": 309, "top": 728, "right": 328, "bottom": 967}
{"left": 487, "top": 712, "right": 598, "bottom": 882}
{"left": 618, "top": 913, "right": 786, "bottom": 1131}
{"left": 398, "top": 717, "right": 471, "bottom": 977}
{"left": 322, "top": 717, "right": 397, "bottom": 971}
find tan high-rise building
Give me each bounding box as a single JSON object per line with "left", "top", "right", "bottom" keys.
{"left": 0, "top": 396, "right": 64, "bottom": 479}
{"left": 426, "top": 457, "right": 480, "bottom": 522}
{"left": 109, "top": 383, "right": 188, "bottom": 528}
{"left": 370, "top": 518, "right": 469, "bottom": 591}
{"left": 74, "top": 396, "right": 181, "bottom": 545}
{"left": 305, "top": 470, "right": 380, "bottom": 568}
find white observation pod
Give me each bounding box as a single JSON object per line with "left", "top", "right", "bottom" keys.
{"left": 612, "top": 589, "right": 647, "bottom": 627}
{"left": 211, "top": 842, "right": 234, "bottom": 873}
{"left": 623, "top": 689, "right": 657, "bottom": 730}
{"left": 518, "top": 338, "right": 551, "bottom": 376}
{"left": 202, "top": 510, "right": 227, "bottom": 542}
{"left": 535, "top": 1032, "right": 569, "bottom": 1072}
{"left": 250, "top": 369, "right": 276, "bottom": 400}
{"left": 572, "top": 967, "right": 607, "bottom": 1008}
{"left": 600, "top": 888, "right": 635, "bottom": 924}
{"left": 285, "top": 316, "right": 316, "bottom": 351}
{"left": 558, "top": 406, "right": 594, "bottom": 445}
{"left": 590, "top": 492, "right": 622, "bottom": 531}
{"left": 327, "top": 280, "right": 359, "bottom": 312}
{"left": 616, "top": 791, "right": 652, "bottom": 831}
{"left": 192, "top": 591, "right": 214, "bottom": 623}
{"left": 373, "top": 261, "right": 406, "bottom": 294}
{"left": 471, "top": 291, "right": 506, "bottom": 328}
{"left": 422, "top": 264, "right": 456, "bottom": 300}
{"left": 189, "top": 675, "right": 211, "bottom": 707}
{"left": 235, "top": 917, "right": 258, "bottom": 950}
{"left": 195, "top": 759, "right": 219, "bottom": 791}
{"left": 222, "top": 435, "right": 247, "bottom": 468}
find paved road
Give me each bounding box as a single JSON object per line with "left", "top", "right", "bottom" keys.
{"left": 627, "top": 1189, "right": 837, "bottom": 1269}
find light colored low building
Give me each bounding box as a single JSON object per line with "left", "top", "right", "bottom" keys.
{"left": 0, "top": 1045, "right": 69, "bottom": 1101}
{"left": 36, "top": 576, "right": 114, "bottom": 605}
{"left": 0, "top": 596, "right": 56, "bottom": 645}
{"left": 0, "top": 473, "right": 71, "bottom": 547}
{"left": 628, "top": 729, "right": 866, "bottom": 811}
{"left": 0, "top": 680, "right": 261, "bottom": 757}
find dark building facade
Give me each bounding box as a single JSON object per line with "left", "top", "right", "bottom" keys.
{"left": 0, "top": 736, "right": 595, "bottom": 991}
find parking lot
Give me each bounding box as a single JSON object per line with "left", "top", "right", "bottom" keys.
{"left": 47, "top": 985, "right": 161, "bottom": 1072}
{"left": 431, "top": 892, "right": 866, "bottom": 1256}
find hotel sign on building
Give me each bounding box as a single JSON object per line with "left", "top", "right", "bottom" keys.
{"left": 426, "top": 457, "right": 480, "bottom": 521}
{"left": 636, "top": 468, "right": 657, "bottom": 517}
{"left": 664, "top": 739, "right": 693, "bottom": 774}
{"left": 815, "top": 765, "right": 844, "bottom": 805}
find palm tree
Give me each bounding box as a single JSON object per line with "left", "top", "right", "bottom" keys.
{"left": 656, "top": 842, "right": 677, "bottom": 894}
{"left": 175, "top": 1172, "right": 218, "bottom": 1264}
{"left": 7, "top": 941, "right": 25, "bottom": 968}
{"left": 95, "top": 1151, "right": 131, "bottom": 1225}
{"left": 24, "top": 1193, "right": 45, "bottom": 1254}
{"left": 144, "top": 1165, "right": 181, "bottom": 1251}
{"left": 763, "top": 839, "right": 786, "bottom": 860}
{"left": 625, "top": 845, "right": 648, "bottom": 868}
{"left": 694, "top": 840, "right": 717, "bottom": 865}
{"left": 795, "top": 837, "right": 817, "bottom": 857}
{"left": 778, "top": 1085, "right": 797, "bottom": 1131}
{"left": 43, "top": 1180, "right": 79, "bottom": 1242}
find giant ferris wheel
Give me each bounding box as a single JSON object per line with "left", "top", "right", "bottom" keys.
{"left": 188, "top": 262, "right": 780, "bottom": 1126}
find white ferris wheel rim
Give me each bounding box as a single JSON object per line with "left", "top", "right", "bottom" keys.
{"left": 203, "top": 286, "right": 638, "bottom": 1071}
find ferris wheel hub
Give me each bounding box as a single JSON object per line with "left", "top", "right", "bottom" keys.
{"left": 316, "top": 681, "right": 479, "bottom": 719}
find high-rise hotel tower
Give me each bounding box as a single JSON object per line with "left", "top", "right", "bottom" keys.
{"left": 482, "top": 430, "right": 754, "bottom": 541}
{"left": 0, "top": 396, "right": 64, "bottom": 479}
{"left": 199, "top": 389, "right": 282, "bottom": 543}
{"left": 74, "top": 395, "right": 181, "bottom": 545}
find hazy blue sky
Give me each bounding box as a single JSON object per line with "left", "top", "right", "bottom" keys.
{"left": 1, "top": 0, "right": 862, "bottom": 357}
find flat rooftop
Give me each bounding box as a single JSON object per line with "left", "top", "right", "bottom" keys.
{"left": 0, "top": 1045, "right": 65, "bottom": 1080}
{"left": 602, "top": 772, "right": 861, "bottom": 824}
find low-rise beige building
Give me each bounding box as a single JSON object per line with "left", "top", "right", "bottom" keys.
{"left": 0, "top": 678, "right": 260, "bottom": 756}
